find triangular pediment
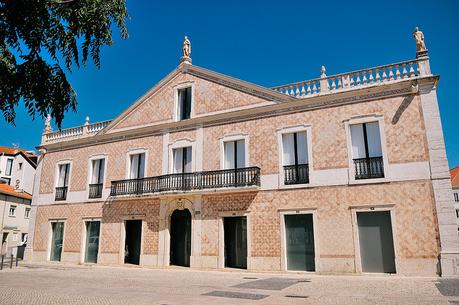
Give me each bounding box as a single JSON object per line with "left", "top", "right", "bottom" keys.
{"left": 102, "top": 64, "right": 293, "bottom": 134}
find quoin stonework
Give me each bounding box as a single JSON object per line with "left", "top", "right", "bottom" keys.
{"left": 26, "top": 29, "right": 459, "bottom": 276}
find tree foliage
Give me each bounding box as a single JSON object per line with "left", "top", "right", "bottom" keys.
{"left": 0, "top": 0, "right": 128, "bottom": 127}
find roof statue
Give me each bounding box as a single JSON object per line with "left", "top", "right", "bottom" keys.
{"left": 413, "top": 27, "right": 428, "bottom": 57}
{"left": 180, "top": 36, "right": 192, "bottom": 64}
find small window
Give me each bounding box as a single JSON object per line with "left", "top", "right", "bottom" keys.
{"left": 454, "top": 193, "right": 459, "bottom": 202}
{"left": 282, "top": 131, "right": 309, "bottom": 184}
{"left": 57, "top": 163, "right": 70, "bottom": 187}
{"left": 9, "top": 205, "right": 16, "bottom": 217}
{"left": 25, "top": 208, "right": 31, "bottom": 218}
{"left": 177, "top": 87, "right": 192, "bottom": 120}
{"left": 5, "top": 159, "right": 13, "bottom": 176}
{"left": 90, "top": 159, "right": 105, "bottom": 185}
{"left": 18, "top": 162, "right": 23, "bottom": 170}
{"left": 224, "top": 140, "right": 246, "bottom": 169}
{"left": 129, "top": 153, "right": 145, "bottom": 179}
{"left": 173, "top": 147, "right": 192, "bottom": 173}
{"left": 350, "top": 122, "right": 384, "bottom": 179}
{"left": 456, "top": 209, "right": 459, "bottom": 219}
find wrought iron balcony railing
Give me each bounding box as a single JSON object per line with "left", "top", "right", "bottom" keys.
{"left": 88, "top": 183, "right": 103, "bottom": 199}
{"left": 55, "top": 186, "right": 68, "bottom": 201}
{"left": 283, "top": 164, "right": 309, "bottom": 185}
{"left": 110, "top": 166, "right": 261, "bottom": 196}
{"left": 353, "top": 157, "right": 384, "bottom": 180}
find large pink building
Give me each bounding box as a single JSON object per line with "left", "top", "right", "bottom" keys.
{"left": 26, "top": 31, "right": 459, "bottom": 276}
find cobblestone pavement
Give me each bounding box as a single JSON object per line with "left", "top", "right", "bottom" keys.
{"left": 0, "top": 263, "right": 458, "bottom": 305}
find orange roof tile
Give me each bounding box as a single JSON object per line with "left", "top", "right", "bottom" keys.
{"left": 0, "top": 184, "right": 32, "bottom": 200}
{"left": 450, "top": 166, "right": 459, "bottom": 189}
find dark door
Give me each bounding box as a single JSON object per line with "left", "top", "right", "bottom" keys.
{"left": 224, "top": 216, "right": 247, "bottom": 269}
{"left": 84, "top": 221, "right": 100, "bottom": 263}
{"left": 285, "top": 214, "right": 315, "bottom": 271}
{"left": 357, "top": 211, "right": 396, "bottom": 273}
{"left": 170, "top": 209, "right": 192, "bottom": 267}
{"left": 124, "top": 220, "right": 142, "bottom": 265}
{"left": 50, "top": 222, "right": 64, "bottom": 261}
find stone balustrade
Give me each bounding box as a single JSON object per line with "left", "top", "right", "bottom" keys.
{"left": 42, "top": 120, "right": 112, "bottom": 144}
{"left": 272, "top": 59, "right": 422, "bottom": 98}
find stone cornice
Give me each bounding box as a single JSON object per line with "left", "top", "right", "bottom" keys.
{"left": 38, "top": 75, "right": 438, "bottom": 154}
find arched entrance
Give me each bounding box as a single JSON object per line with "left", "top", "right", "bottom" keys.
{"left": 170, "top": 209, "right": 192, "bottom": 267}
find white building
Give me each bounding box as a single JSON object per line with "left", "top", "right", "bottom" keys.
{"left": 0, "top": 146, "right": 37, "bottom": 195}
{"left": 450, "top": 166, "right": 459, "bottom": 235}
{"left": 0, "top": 182, "right": 32, "bottom": 258}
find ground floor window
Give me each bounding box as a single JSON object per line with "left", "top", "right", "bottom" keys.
{"left": 50, "top": 222, "right": 64, "bottom": 262}
{"left": 124, "top": 220, "right": 142, "bottom": 265}
{"left": 223, "top": 216, "right": 247, "bottom": 269}
{"left": 357, "top": 211, "right": 396, "bottom": 273}
{"left": 84, "top": 221, "right": 100, "bottom": 263}
{"left": 170, "top": 209, "right": 192, "bottom": 267}
{"left": 284, "top": 213, "right": 315, "bottom": 271}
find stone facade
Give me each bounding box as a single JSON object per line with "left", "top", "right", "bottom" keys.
{"left": 27, "top": 39, "right": 459, "bottom": 276}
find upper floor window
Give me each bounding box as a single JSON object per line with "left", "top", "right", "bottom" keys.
{"left": 282, "top": 131, "right": 309, "bottom": 184}
{"left": 177, "top": 87, "right": 192, "bottom": 120}
{"left": 9, "top": 205, "right": 16, "bottom": 217}
{"left": 89, "top": 159, "right": 105, "bottom": 199}
{"left": 224, "top": 140, "right": 246, "bottom": 169}
{"left": 18, "top": 162, "right": 23, "bottom": 171}
{"left": 173, "top": 147, "right": 192, "bottom": 173}
{"left": 454, "top": 192, "right": 459, "bottom": 203}
{"left": 456, "top": 209, "right": 459, "bottom": 218}
{"left": 5, "top": 158, "right": 13, "bottom": 176}
{"left": 350, "top": 122, "right": 384, "bottom": 179}
{"left": 129, "top": 153, "right": 145, "bottom": 179}
{"left": 55, "top": 163, "right": 70, "bottom": 201}
{"left": 25, "top": 208, "right": 31, "bottom": 218}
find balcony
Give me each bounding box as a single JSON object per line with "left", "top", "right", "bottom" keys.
{"left": 110, "top": 166, "right": 261, "bottom": 196}
{"left": 89, "top": 183, "right": 103, "bottom": 199}
{"left": 283, "top": 164, "right": 309, "bottom": 185}
{"left": 55, "top": 186, "right": 68, "bottom": 201}
{"left": 353, "top": 157, "right": 384, "bottom": 180}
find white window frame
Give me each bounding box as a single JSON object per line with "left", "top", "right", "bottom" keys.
{"left": 8, "top": 205, "right": 16, "bottom": 217}
{"left": 54, "top": 160, "right": 72, "bottom": 201}
{"left": 344, "top": 115, "right": 389, "bottom": 184}
{"left": 86, "top": 154, "right": 108, "bottom": 199}
{"left": 219, "top": 134, "right": 249, "bottom": 170}
{"left": 24, "top": 207, "right": 31, "bottom": 219}
{"left": 279, "top": 208, "right": 319, "bottom": 272}
{"left": 168, "top": 138, "right": 196, "bottom": 174}
{"left": 277, "top": 125, "right": 313, "bottom": 188}
{"left": 125, "top": 149, "right": 149, "bottom": 179}
{"left": 173, "top": 81, "right": 195, "bottom": 121}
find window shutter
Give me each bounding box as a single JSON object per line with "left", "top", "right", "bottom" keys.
{"left": 138, "top": 154, "right": 145, "bottom": 178}
{"left": 350, "top": 124, "right": 366, "bottom": 159}
{"left": 236, "top": 140, "right": 245, "bottom": 168}
{"left": 296, "top": 131, "right": 308, "bottom": 164}
{"left": 224, "top": 141, "right": 235, "bottom": 169}
{"left": 173, "top": 149, "right": 183, "bottom": 173}
{"left": 366, "top": 122, "right": 383, "bottom": 157}
{"left": 91, "top": 160, "right": 99, "bottom": 184}
{"left": 184, "top": 147, "right": 192, "bottom": 173}
{"left": 282, "top": 134, "right": 295, "bottom": 166}
{"left": 130, "top": 155, "right": 139, "bottom": 179}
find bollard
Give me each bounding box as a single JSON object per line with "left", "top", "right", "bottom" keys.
{"left": 0, "top": 255, "right": 3, "bottom": 270}
{"left": 10, "top": 254, "right": 13, "bottom": 269}
{"left": 15, "top": 255, "right": 18, "bottom": 267}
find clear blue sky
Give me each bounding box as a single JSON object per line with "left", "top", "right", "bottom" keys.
{"left": 2, "top": 0, "right": 458, "bottom": 167}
